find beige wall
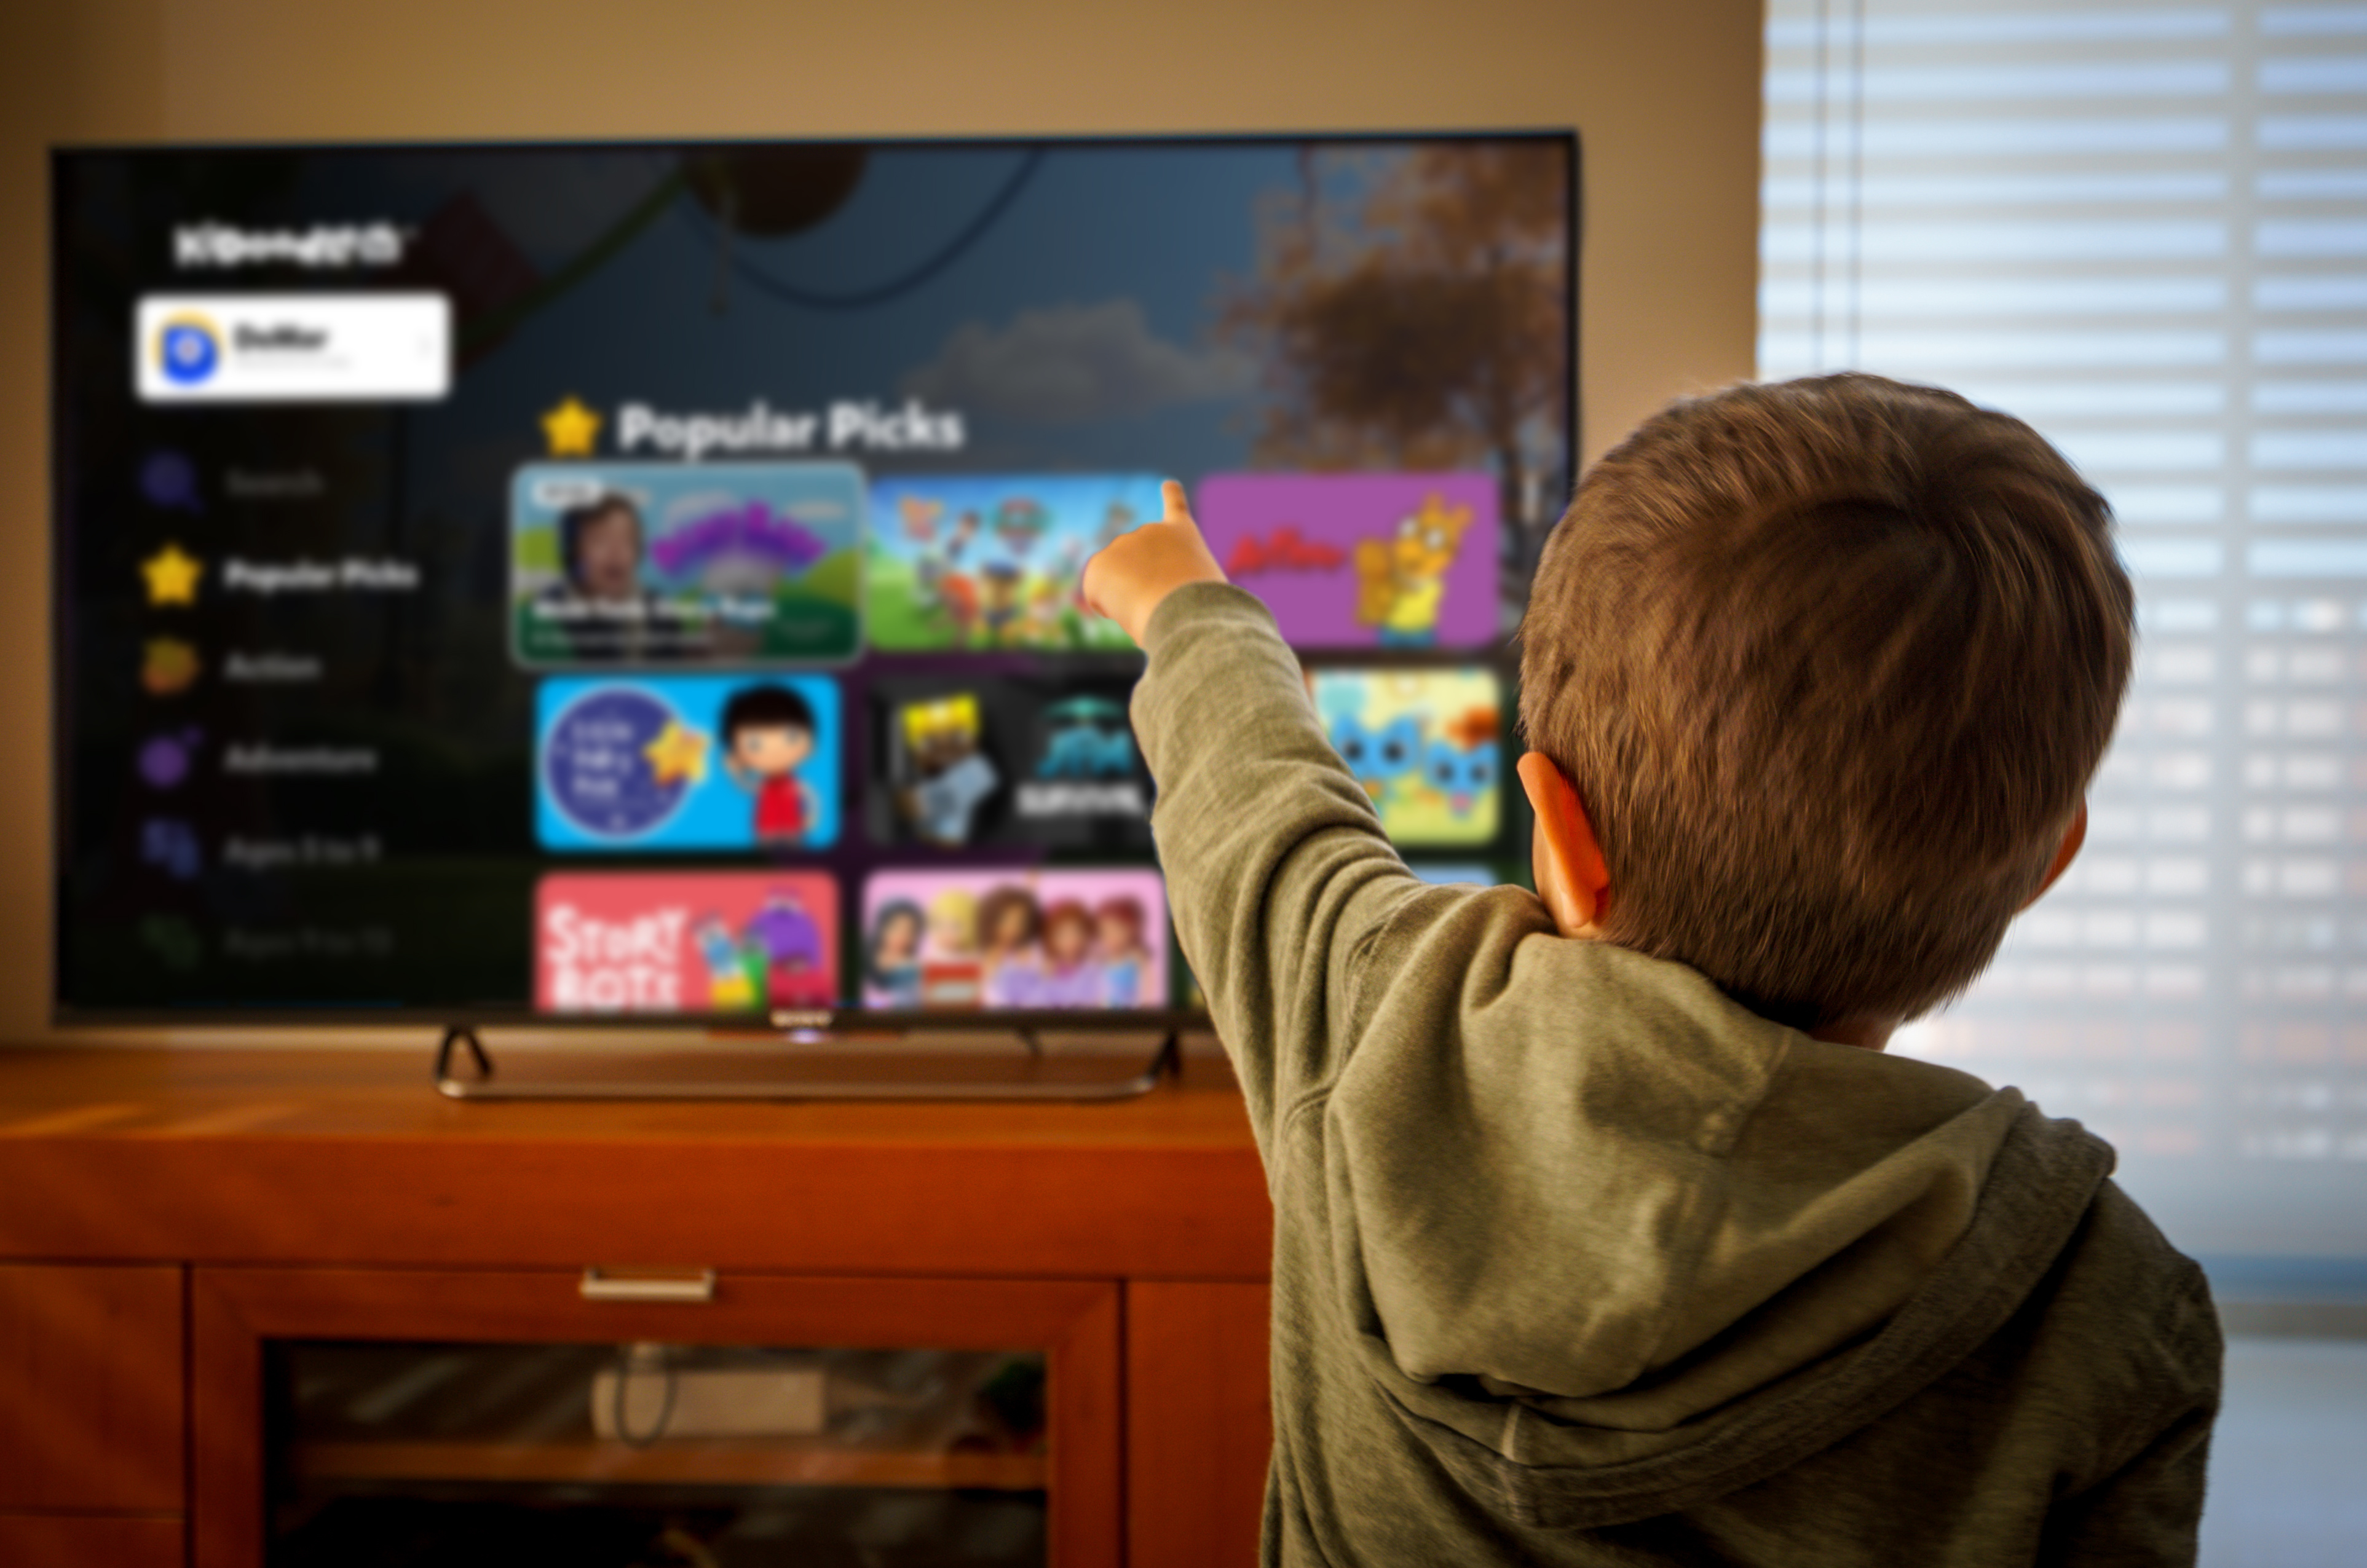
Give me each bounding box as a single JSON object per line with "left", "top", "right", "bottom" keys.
{"left": 0, "top": 0, "right": 1761, "bottom": 1043}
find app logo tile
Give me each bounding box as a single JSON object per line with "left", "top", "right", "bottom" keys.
{"left": 156, "top": 314, "right": 221, "bottom": 386}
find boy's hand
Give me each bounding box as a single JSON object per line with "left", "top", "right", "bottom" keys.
{"left": 1081, "top": 479, "right": 1228, "bottom": 647}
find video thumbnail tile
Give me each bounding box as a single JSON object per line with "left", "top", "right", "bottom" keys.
{"left": 866, "top": 675, "right": 1153, "bottom": 853}
{"left": 1195, "top": 473, "right": 1498, "bottom": 650}
{"left": 860, "top": 867, "right": 1168, "bottom": 1011}
{"left": 865, "top": 474, "right": 1161, "bottom": 651}
{"left": 511, "top": 462, "right": 864, "bottom": 666}
{"left": 536, "top": 674, "right": 842, "bottom": 851}
{"left": 534, "top": 871, "right": 840, "bottom": 1012}
{"left": 1310, "top": 668, "right": 1502, "bottom": 846}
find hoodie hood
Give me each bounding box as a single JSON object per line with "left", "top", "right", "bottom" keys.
{"left": 1326, "top": 927, "right": 2116, "bottom": 1525}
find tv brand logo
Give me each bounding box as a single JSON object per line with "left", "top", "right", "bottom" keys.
{"left": 172, "top": 221, "right": 409, "bottom": 270}
{"left": 156, "top": 313, "right": 221, "bottom": 386}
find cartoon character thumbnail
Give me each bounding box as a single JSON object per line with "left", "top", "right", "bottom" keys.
{"left": 1195, "top": 473, "right": 1498, "bottom": 650}
{"left": 1310, "top": 668, "right": 1502, "bottom": 846}
{"left": 866, "top": 676, "right": 1153, "bottom": 852}
{"left": 865, "top": 474, "right": 1162, "bottom": 651}
{"left": 536, "top": 674, "right": 842, "bottom": 851}
{"left": 510, "top": 462, "right": 864, "bottom": 666}
{"left": 535, "top": 872, "right": 840, "bottom": 1013}
{"left": 861, "top": 869, "right": 1168, "bottom": 1011}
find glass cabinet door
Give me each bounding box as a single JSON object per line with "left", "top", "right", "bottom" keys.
{"left": 269, "top": 1341, "right": 1048, "bottom": 1566}
{"left": 194, "top": 1271, "right": 1121, "bottom": 1568}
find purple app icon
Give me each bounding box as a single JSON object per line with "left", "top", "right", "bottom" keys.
{"left": 1194, "top": 473, "right": 1498, "bottom": 650}
{"left": 141, "top": 450, "right": 204, "bottom": 514}
{"left": 138, "top": 728, "right": 202, "bottom": 789}
{"left": 141, "top": 817, "right": 201, "bottom": 880}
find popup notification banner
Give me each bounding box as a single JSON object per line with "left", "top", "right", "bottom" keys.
{"left": 534, "top": 871, "right": 840, "bottom": 1013}
{"left": 535, "top": 674, "right": 843, "bottom": 851}
{"left": 510, "top": 461, "right": 865, "bottom": 667}
{"left": 1195, "top": 472, "right": 1498, "bottom": 650}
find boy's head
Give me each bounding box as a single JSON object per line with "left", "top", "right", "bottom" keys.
{"left": 1517, "top": 374, "right": 2133, "bottom": 1031}
{"left": 722, "top": 684, "right": 816, "bottom": 778}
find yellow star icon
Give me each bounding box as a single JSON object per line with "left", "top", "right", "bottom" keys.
{"left": 541, "top": 396, "right": 602, "bottom": 457}
{"left": 643, "top": 720, "right": 709, "bottom": 787}
{"left": 141, "top": 543, "right": 204, "bottom": 606}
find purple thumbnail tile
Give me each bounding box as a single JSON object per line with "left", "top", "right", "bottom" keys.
{"left": 1195, "top": 472, "right": 1498, "bottom": 650}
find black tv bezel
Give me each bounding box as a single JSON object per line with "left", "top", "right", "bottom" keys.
{"left": 48, "top": 127, "right": 1583, "bottom": 1032}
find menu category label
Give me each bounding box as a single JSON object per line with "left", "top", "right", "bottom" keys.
{"left": 221, "top": 923, "right": 394, "bottom": 962}
{"left": 221, "top": 833, "right": 383, "bottom": 872}
{"left": 223, "top": 467, "right": 326, "bottom": 501}
{"left": 223, "top": 652, "right": 324, "bottom": 684}
{"left": 221, "top": 557, "right": 421, "bottom": 595}
{"left": 222, "top": 743, "right": 377, "bottom": 776}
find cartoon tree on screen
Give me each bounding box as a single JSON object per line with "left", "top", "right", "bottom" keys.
{"left": 1219, "top": 144, "right": 1571, "bottom": 588}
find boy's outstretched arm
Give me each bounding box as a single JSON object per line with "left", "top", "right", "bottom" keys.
{"left": 1084, "top": 483, "right": 1421, "bottom": 1152}
{"left": 1077, "top": 479, "right": 1230, "bottom": 648}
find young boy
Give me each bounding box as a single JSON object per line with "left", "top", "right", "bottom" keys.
{"left": 1082, "top": 375, "right": 2220, "bottom": 1567}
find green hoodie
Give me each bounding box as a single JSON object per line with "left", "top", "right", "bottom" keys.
{"left": 1132, "top": 584, "right": 2221, "bottom": 1567}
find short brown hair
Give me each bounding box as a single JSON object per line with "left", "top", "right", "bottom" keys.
{"left": 1518, "top": 374, "right": 2133, "bottom": 1028}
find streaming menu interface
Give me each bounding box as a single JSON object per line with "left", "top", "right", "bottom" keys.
{"left": 53, "top": 138, "right": 1573, "bottom": 1017}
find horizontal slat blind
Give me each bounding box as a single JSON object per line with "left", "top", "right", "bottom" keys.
{"left": 1764, "top": 0, "right": 2367, "bottom": 1255}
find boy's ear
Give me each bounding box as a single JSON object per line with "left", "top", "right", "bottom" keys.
{"left": 2022, "top": 801, "right": 2088, "bottom": 910}
{"left": 1516, "top": 752, "right": 1613, "bottom": 936}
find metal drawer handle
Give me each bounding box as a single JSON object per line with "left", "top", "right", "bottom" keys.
{"left": 580, "top": 1267, "right": 717, "bottom": 1303}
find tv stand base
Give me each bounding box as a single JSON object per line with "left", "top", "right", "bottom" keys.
{"left": 431, "top": 1025, "right": 1179, "bottom": 1103}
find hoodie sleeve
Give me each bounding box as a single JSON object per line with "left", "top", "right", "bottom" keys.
{"left": 1129, "top": 583, "right": 1429, "bottom": 1155}
{"left": 2033, "top": 1265, "right": 2222, "bottom": 1568}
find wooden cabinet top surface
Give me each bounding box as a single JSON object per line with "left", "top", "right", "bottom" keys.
{"left": 0, "top": 1046, "right": 1271, "bottom": 1279}
{"left": 0, "top": 1044, "right": 1260, "bottom": 1148}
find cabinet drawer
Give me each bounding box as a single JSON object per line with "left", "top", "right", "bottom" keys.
{"left": 0, "top": 1265, "right": 184, "bottom": 1511}
{"left": 194, "top": 1267, "right": 1120, "bottom": 1568}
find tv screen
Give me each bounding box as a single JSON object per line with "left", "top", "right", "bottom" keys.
{"left": 52, "top": 133, "right": 1576, "bottom": 1026}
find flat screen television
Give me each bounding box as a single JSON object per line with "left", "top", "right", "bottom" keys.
{"left": 50, "top": 133, "right": 1577, "bottom": 1034}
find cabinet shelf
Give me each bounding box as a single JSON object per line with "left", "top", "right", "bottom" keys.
{"left": 291, "top": 1437, "right": 1048, "bottom": 1491}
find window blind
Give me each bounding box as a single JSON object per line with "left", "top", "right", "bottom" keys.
{"left": 1763, "top": 0, "right": 2367, "bottom": 1259}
